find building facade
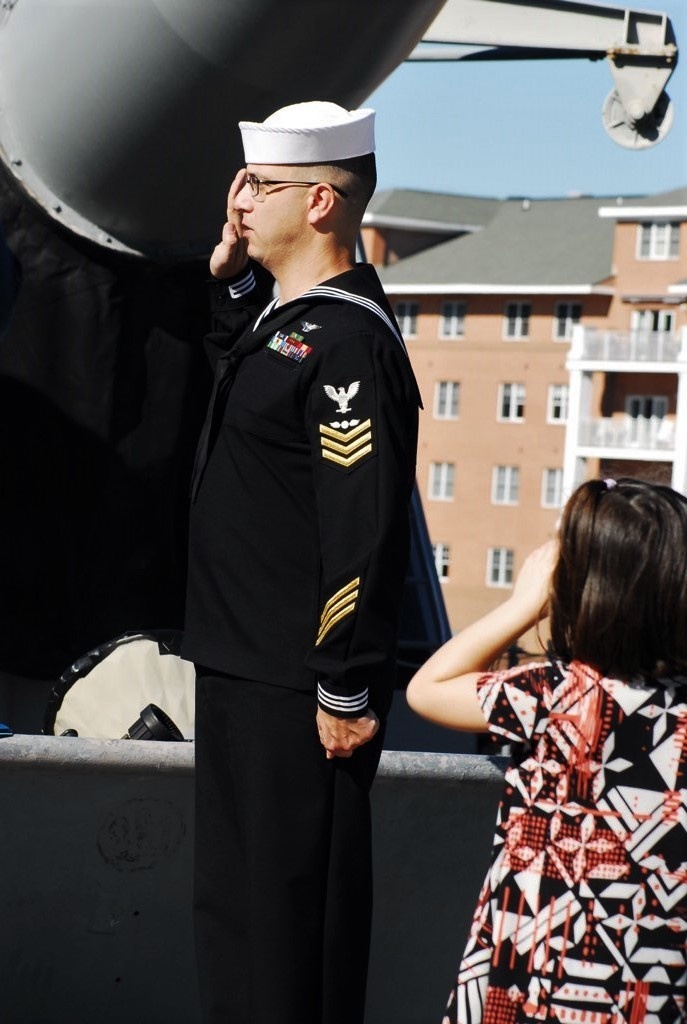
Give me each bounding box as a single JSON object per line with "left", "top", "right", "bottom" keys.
{"left": 362, "top": 187, "right": 687, "bottom": 633}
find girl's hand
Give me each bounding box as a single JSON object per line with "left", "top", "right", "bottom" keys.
{"left": 511, "top": 539, "right": 557, "bottom": 622}
{"left": 406, "top": 539, "right": 557, "bottom": 732}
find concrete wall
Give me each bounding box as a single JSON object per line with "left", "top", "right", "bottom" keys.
{"left": 0, "top": 736, "right": 505, "bottom": 1024}
{"left": 367, "top": 751, "right": 504, "bottom": 1023}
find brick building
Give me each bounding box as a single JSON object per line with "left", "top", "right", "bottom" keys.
{"left": 361, "top": 187, "right": 687, "bottom": 633}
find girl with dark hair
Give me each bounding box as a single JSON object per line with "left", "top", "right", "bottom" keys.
{"left": 407, "top": 477, "right": 687, "bottom": 1024}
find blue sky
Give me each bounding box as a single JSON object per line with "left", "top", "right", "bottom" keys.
{"left": 367, "top": 0, "right": 686, "bottom": 200}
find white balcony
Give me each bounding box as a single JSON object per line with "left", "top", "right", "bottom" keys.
{"left": 570, "top": 328, "right": 685, "bottom": 366}
{"left": 564, "top": 326, "right": 687, "bottom": 497}
{"left": 577, "top": 415, "right": 675, "bottom": 452}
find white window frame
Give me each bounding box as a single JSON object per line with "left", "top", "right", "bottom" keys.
{"left": 497, "top": 382, "right": 526, "bottom": 422}
{"left": 439, "top": 301, "right": 466, "bottom": 339}
{"left": 547, "top": 384, "right": 570, "bottom": 424}
{"left": 636, "top": 222, "right": 680, "bottom": 261}
{"left": 541, "top": 468, "right": 564, "bottom": 509}
{"left": 434, "top": 380, "right": 460, "bottom": 420}
{"left": 429, "top": 461, "right": 455, "bottom": 501}
{"left": 553, "top": 302, "right": 582, "bottom": 341}
{"left": 432, "top": 543, "right": 451, "bottom": 582}
{"left": 487, "top": 547, "right": 514, "bottom": 588}
{"left": 395, "top": 301, "right": 419, "bottom": 338}
{"left": 491, "top": 466, "right": 520, "bottom": 506}
{"left": 503, "top": 302, "right": 531, "bottom": 340}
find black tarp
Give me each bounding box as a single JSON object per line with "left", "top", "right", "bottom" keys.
{"left": 0, "top": 218, "right": 21, "bottom": 335}
{"left": 0, "top": 168, "right": 211, "bottom": 678}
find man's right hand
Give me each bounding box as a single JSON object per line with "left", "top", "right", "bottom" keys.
{"left": 316, "top": 708, "right": 379, "bottom": 760}
{"left": 209, "top": 168, "right": 249, "bottom": 280}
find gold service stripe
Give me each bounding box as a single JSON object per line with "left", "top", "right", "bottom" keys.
{"left": 316, "top": 577, "right": 361, "bottom": 645}
{"left": 319, "top": 577, "right": 360, "bottom": 618}
{"left": 316, "top": 599, "right": 357, "bottom": 645}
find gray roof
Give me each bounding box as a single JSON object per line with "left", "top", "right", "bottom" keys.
{"left": 597, "top": 187, "right": 687, "bottom": 217}
{"left": 611, "top": 187, "right": 687, "bottom": 208}
{"left": 377, "top": 195, "right": 617, "bottom": 288}
{"left": 366, "top": 189, "right": 499, "bottom": 229}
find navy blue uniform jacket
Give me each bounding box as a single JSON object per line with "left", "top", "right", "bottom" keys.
{"left": 183, "top": 261, "right": 420, "bottom": 718}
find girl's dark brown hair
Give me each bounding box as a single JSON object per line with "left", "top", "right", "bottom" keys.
{"left": 550, "top": 477, "right": 687, "bottom": 680}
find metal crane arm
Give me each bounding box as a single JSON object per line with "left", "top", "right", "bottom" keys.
{"left": 409, "top": 0, "right": 678, "bottom": 148}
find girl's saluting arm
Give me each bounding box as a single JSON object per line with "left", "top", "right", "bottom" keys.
{"left": 406, "top": 541, "right": 557, "bottom": 732}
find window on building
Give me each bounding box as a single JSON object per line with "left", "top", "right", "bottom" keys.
{"left": 395, "top": 301, "right": 419, "bottom": 338}
{"left": 637, "top": 222, "right": 680, "bottom": 260}
{"left": 492, "top": 466, "right": 520, "bottom": 505}
{"left": 554, "top": 302, "right": 582, "bottom": 340}
{"left": 429, "top": 461, "right": 455, "bottom": 501}
{"left": 503, "top": 302, "right": 531, "bottom": 339}
{"left": 497, "top": 382, "right": 526, "bottom": 422}
{"left": 434, "top": 381, "right": 460, "bottom": 420}
{"left": 625, "top": 394, "right": 669, "bottom": 445}
{"left": 626, "top": 395, "right": 669, "bottom": 420}
{"left": 547, "top": 384, "right": 570, "bottom": 424}
{"left": 432, "top": 543, "right": 451, "bottom": 581}
{"left": 630, "top": 309, "right": 675, "bottom": 335}
{"left": 487, "top": 547, "right": 514, "bottom": 587}
{"left": 439, "top": 301, "right": 466, "bottom": 339}
{"left": 542, "top": 468, "right": 564, "bottom": 508}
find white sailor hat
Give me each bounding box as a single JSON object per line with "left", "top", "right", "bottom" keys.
{"left": 239, "top": 101, "right": 375, "bottom": 165}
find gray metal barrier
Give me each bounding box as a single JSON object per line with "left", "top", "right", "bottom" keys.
{"left": 0, "top": 737, "right": 505, "bottom": 1024}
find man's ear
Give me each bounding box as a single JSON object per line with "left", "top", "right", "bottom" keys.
{"left": 306, "top": 183, "right": 337, "bottom": 224}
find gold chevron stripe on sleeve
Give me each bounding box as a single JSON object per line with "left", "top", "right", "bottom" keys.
{"left": 322, "top": 445, "right": 373, "bottom": 469}
{"left": 319, "top": 419, "right": 373, "bottom": 469}
{"left": 316, "top": 577, "right": 360, "bottom": 645}
{"left": 321, "top": 432, "right": 372, "bottom": 457}
{"left": 320, "top": 419, "right": 371, "bottom": 442}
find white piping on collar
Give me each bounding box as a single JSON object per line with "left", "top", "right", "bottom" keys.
{"left": 304, "top": 286, "right": 407, "bottom": 352}
{"left": 253, "top": 296, "right": 280, "bottom": 333}
{"left": 253, "top": 286, "right": 407, "bottom": 353}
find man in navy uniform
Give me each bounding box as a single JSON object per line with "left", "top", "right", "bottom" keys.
{"left": 183, "top": 101, "right": 420, "bottom": 1024}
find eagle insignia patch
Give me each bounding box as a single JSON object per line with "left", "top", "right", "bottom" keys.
{"left": 319, "top": 380, "right": 373, "bottom": 469}
{"left": 324, "top": 381, "right": 359, "bottom": 414}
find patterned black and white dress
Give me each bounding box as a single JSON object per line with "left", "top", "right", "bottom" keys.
{"left": 445, "top": 659, "right": 687, "bottom": 1024}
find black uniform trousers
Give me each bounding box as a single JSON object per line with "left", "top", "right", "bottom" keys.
{"left": 193, "top": 670, "right": 385, "bottom": 1024}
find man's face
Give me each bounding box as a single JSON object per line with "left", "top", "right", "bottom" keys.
{"left": 234, "top": 164, "right": 313, "bottom": 270}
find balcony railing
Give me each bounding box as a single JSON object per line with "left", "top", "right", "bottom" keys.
{"left": 578, "top": 416, "right": 675, "bottom": 451}
{"left": 573, "top": 329, "right": 683, "bottom": 364}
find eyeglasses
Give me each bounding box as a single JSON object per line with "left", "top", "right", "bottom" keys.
{"left": 245, "top": 172, "right": 348, "bottom": 203}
